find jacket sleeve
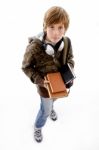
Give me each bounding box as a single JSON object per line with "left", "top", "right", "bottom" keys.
{"left": 67, "top": 37, "right": 75, "bottom": 68}
{"left": 22, "top": 43, "right": 44, "bottom": 85}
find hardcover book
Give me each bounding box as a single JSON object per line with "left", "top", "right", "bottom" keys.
{"left": 45, "top": 72, "right": 68, "bottom": 98}
{"left": 59, "top": 63, "right": 76, "bottom": 84}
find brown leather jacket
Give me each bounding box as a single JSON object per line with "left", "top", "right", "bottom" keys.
{"left": 22, "top": 34, "right": 74, "bottom": 97}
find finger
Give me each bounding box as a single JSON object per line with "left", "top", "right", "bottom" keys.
{"left": 44, "top": 80, "right": 49, "bottom": 84}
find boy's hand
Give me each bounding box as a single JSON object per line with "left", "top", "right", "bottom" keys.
{"left": 44, "top": 80, "right": 49, "bottom": 88}
{"left": 44, "top": 80, "right": 49, "bottom": 84}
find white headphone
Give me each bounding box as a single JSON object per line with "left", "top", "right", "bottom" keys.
{"left": 45, "top": 40, "right": 64, "bottom": 57}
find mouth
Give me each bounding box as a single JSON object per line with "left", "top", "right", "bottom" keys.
{"left": 52, "top": 37, "right": 60, "bottom": 42}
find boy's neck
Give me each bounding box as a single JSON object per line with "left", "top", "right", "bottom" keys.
{"left": 45, "top": 36, "right": 55, "bottom": 46}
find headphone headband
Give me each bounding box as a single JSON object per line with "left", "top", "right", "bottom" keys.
{"left": 44, "top": 39, "right": 64, "bottom": 57}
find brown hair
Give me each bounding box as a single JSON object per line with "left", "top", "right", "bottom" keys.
{"left": 43, "top": 6, "right": 69, "bottom": 31}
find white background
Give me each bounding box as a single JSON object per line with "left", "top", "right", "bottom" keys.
{"left": 0, "top": 0, "right": 99, "bottom": 149}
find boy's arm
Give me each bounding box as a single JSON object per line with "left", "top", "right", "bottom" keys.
{"left": 67, "top": 38, "right": 75, "bottom": 69}
{"left": 22, "top": 44, "right": 44, "bottom": 86}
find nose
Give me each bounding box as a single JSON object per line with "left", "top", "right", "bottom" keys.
{"left": 53, "top": 29, "right": 59, "bottom": 36}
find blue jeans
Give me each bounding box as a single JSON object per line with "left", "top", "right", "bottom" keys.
{"left": 35, "top": 96, "right": 54, "bottom": 128}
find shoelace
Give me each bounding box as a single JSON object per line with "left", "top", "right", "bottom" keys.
{"left": 35, "top": 130, "right": 41, "bottom": 137}
{"left": 50, "top": 111, "right": 56, "bottom": 117}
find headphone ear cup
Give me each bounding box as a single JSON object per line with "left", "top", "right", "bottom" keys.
{"left": 58, "top": 41, "right": 64, "bottom": 51}
{"left": 45, "top": 44, "right": 54, "bottom": 56}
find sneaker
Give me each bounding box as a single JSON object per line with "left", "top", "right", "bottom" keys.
{"left": 34, "top": 127, "right": 43, "bottom": 143}
{"left": 50, "top": 110, "right": 57, "bottom": 121}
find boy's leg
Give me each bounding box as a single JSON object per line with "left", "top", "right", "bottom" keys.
{"left": 34, "top": 96, "right": 53, "bottom": 142}
{"left": 35, "top": 96, "right": 53, "bottom": 128}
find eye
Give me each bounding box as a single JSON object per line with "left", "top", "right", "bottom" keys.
{"left": 50, "top": 26, "right": 54, "bottom": 29}
{"left": 59, "top": 26, "right": 63, "bottom": 30}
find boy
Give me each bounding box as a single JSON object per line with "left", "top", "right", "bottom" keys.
{"left": 22, "top": 6, "right": 75, "bottom": 142}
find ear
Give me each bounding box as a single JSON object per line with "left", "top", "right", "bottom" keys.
{"left": 43, "top": 27, "right": 47, "bottom": 33}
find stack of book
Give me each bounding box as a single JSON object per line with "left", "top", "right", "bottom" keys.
{"left": 45, "top": 72, "right": 68, "bottom": 98}
{"left": 45, "top": 63, "right": 76, "bottom": 98}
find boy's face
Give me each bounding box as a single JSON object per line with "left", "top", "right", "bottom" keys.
{"left": 45, "top": 23, "right": 66, "bottom": 44}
